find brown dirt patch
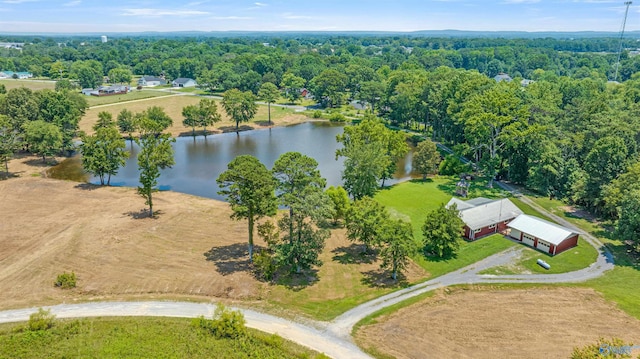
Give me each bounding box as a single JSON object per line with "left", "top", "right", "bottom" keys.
{"left": 356, "top": 287, "right": 640, "bottom": 359}
{"left": 560, "top": 205, "right": 598, "bottom": 222}
{"left": 0, "top": 176, "right": 263, "bottom": 310}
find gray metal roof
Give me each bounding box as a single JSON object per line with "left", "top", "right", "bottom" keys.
{"left": 173, "top": 77, "right": 195, "bottom": 84}
{"left": 447, "top": 197, "right": 523, "bottom": 230}
{"left": 507, "top": 214, "right": 577, "bottom": 246}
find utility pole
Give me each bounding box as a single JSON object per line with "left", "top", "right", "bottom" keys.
{"left": 613, "top": 1, "right": 633, "bottom": 82}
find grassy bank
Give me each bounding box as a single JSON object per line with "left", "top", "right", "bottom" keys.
{"left": 0, "top": 316, "right": 325, "bottom": 359}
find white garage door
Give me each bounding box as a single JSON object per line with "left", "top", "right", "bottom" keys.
{"left": 537, "top": 240, "right": 550, "bottom": 253}
{"left": 523, "top": 234, "right": 535, "bottom": 247}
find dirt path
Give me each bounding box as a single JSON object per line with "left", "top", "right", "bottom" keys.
{"left": 0, "top": 301, "right": 370, "bottom": 359}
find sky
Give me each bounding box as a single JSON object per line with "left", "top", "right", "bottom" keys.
{"left": 0, "top": 0, "right": 639, "bottom": 33}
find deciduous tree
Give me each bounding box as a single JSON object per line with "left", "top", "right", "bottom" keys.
{"left": 379, "top": 219, "right": 417, "bottom": 281}
{"left": 280, "top": 73, "right": 305, "bottom": 103}
{"left": 117, "top": 108, "right": 136, "bottom": 143}
{"left": 413, "top": 139, "right": 441, "bottom": 180}
{"left": 345, "top": 197, "right": 389, "bottom": 253}
{"left": 0, "top": 115, "right": 20, "bottom": 174}
{"left": 326, "top": 186, "right": 350, "bottom": 225}
{"left": 422, "top": 203, "right": 464, "bottom": 258}
{"left": 81, "top": 123, "right": 128, "bottom": 186}
{"left": 258, "top": 82, "right": 280, "bottom": 125}
{"left": 23, "top": 120, "right": 62, "bottom": 163}
{"left": 136, "top": 133, "right": 175, "bottom": 217}
{"left": 222, "top": 89, "right": 258, "bottom": 132}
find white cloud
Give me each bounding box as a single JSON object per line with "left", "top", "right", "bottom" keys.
{"left": 254, "top": 2, "right": 267, "bottom": 6}
{"left": 63, "top": 0, "right": 81, "bottom": 6}
{"left": 121, "top": 8, "right": 209, "bottom": 17}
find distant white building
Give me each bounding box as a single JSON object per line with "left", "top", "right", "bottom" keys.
{"left": 101, "top": 35, "right": 108, "bottom": 43}
{"left": 171, "top": 78, "right": 197, "bottom": 88}
{"left": 138, "top": 76, "right": 166, "bottom": 87}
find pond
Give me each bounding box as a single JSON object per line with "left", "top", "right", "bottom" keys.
{"left": 48, "top": 121, "right": 416, "bottom": 201}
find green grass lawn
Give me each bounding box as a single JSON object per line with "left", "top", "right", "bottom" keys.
{"left": 86, "top": 89, "right": 171, "bottom": 107}
{"left": 0, "top": 317, "right": 325, "bottom": 359}
{"left": 375, "top": 177, "right": 517, "bottom": 277}
{"left": 479, "top": 238, "right": 598, "bottom": 275}
{"left": 0, "top": 79, "right": 56, "bottom": 91}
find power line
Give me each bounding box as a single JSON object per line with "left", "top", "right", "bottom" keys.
{"left": 613, "top": 1, "right": 633, "bottom": 82}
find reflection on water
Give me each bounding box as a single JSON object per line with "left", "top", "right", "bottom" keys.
{"left": 49, "top": 122, "right": 416, "bottom": 201}
{"left": 45, "top": 155, "right": 89, "bottom": 182}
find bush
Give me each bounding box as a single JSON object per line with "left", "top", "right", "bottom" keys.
{"left": 28, "top": 308, "right": 56, "bottom": 331}
{"left": 253, "top": 249, "right": 277, "bottom": 281}
{"left": 312, "top": 110, "right": 323, "bottom": 119}
{"left": 328, "top": 113, "right": 346, "bottom": 122}
{"left": 192, "top": 304, "right": 247, "bottom": 339}
{"left": 54, "top": 272, "right": 76, "bottom": 289}
{"left": 571, "top": 337, "right": 633, "bottom": 358}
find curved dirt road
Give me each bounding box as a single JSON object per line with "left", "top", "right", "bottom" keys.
{"left": 0, "top": 301, "right": 369, "bottom": 359}
{"left": 0, "top": 186, "right": 615, "bottom": 358}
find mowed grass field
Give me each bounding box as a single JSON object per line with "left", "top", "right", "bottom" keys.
{"left": 0, "top": 79, "right": 55, "bottom": 91}
{"left": 375, "top": 178, "right": 516, "bottom": 278}
{"left": 0, "top": 317, "right": 325, "bottom": 359}
{"left": 85, "top": 89, "right": 170, "bottom": 107}
{"left": 80, "top": 95, "right": 307, "bottom": 137}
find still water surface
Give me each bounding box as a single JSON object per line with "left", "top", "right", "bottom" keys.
{"left": 49, "top": 122, "right": 415, "bottom": 201}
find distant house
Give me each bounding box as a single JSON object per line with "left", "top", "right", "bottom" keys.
{"left": 521, "top": 79, "right": 535, "bottom": 87}
{"left": 507, "top": 215, "right": 579, "bottom": 256}
{"left": 0, "top": 71, "right": 33, "bottom": 79}
{"left": 138, "top": 76, "right": 166, "bottom": 87}
{"left": 171, "top": 78, "right": 197, "bottom": 88}
{"left": 494, "top": 73, "right": 512, "bottom": 83}
{"left": 447, "top": 197, "right": 523, "bottom": 240}
{"left": 82, "top": 85, "right": 130, "bottom": 97}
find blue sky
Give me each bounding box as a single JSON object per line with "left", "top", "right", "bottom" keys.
{"left": 0, "top": 0, "right": 638, "bottom": 33}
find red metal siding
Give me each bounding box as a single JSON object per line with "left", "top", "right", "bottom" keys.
{"left": 554, "top": 234, "right": 579, "bottom": 255}
{"left": 463, "top": 226, "right": 471, "bottom": 239}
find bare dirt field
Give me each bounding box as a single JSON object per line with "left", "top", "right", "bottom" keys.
{"left": 356, "top": 287, "right": 640, "bottom": 359}
{"left": 80, "top": 95, "right": 308, "bottom": 137}
{"left": 0, "top": 156, "right": 426, "bottom": 318}
{"left": 0, "top": 175, "right": 261, "bottom": 310}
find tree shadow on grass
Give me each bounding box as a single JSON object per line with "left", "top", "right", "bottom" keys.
{"left": 124, "top": 209, "right": 164, "bottom": 220}
{"left": 332, "top": 243, "right": 377, "bottom": 265}
{"left": 204, "top": 243, "right": 252, "bottom": 276}
{"left": 219, "top": 125, "right": 254, "bottom": 133}
{"left": 360, "top": 268, "right": 409, "bottom": 288}
{"left": 0, "top": 171, "right": 19, "bottom": 180}
{"left": 24, "top": 158, "right": 57, "bottom": 167}
{"left": 275, "top": 269, "right": 319, "bottom": 292}
{"left": 75, "top": 183, "right": 100, "bottom": 191}
{"left": 423, "top": 251, "right": 458, "bottom": 263}
{"left": 254, "top": 121, "right": 274, "bottom": 127}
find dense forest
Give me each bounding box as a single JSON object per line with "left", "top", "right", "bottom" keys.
{"left": 1, "top": 34, "right": 639, "bottom": 246}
